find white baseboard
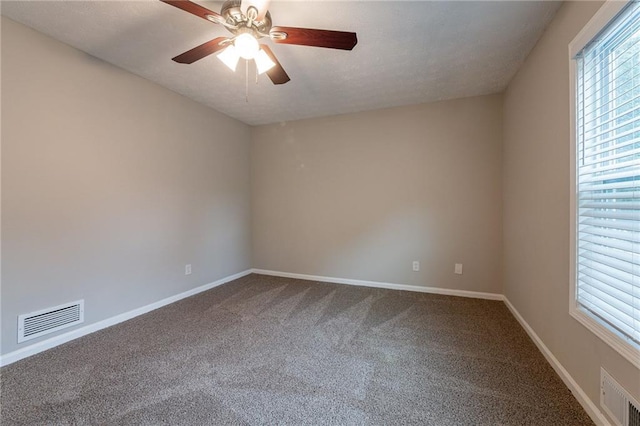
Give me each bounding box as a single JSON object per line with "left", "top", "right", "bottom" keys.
{"left": 0, "top": 269, "right": 252, "bottom": 367}
{"left": 502, "top": 298, "right": 610, "bottom": 426}
{"left": 251, "top": 268, "right": 504, "bottom": 301}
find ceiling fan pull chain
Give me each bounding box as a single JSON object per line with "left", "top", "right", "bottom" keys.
{"left": 245, "top": 59, "right": 249, "bottom": 103}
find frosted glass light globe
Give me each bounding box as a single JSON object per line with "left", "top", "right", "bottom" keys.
{"left": 235, "top": 33, "right": 259, "bottom": 60}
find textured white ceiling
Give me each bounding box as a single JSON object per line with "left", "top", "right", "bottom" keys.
{"left": 1, "top": 1, "right": 561, "bottom": 125}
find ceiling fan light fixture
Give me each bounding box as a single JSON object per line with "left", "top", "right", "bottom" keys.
{"left": 217, "top": 45, "right": 240, "bottom": 71}
{"left": 234, "top": 33, "right": 260, "bottom": 60}
{"left": 255, "top": 48, "right": 276, "bottom": 74}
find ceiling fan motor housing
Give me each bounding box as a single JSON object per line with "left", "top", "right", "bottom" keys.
{"left": 221, "top": 0, "right": 272, "bottom": 38}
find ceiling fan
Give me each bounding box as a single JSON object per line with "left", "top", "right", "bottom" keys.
{"left": 161, "top": 0, "right": 358, "bottom": 85}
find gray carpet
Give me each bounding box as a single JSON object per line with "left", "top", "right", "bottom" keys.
{"left": 1, "top": 274, "right": 593, "bottom": 425}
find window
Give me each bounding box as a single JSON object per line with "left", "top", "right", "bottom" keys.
{"left": 570, "top": 0, "right": 640, "bottom": 368}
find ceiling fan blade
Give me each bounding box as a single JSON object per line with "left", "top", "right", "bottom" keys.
{"left": 160, "top": 0, "right": 224, "bottom": 24}
{"left": 242, "top": 0, "right": 270, "bottom": 21}
{"left": 260, "top": 45, "right": 290, "bottom": 85}
{"left": 172, "top": 37, "right": 229, "bottom": 64}
{"left": 270, "top": 26, "right": 357, "bottom": 50}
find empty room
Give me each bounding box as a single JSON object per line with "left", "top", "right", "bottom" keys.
{"left": 1, "top": 0, "right": 639, "bottom": 424}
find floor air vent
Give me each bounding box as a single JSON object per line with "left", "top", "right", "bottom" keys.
{"left": 18, "top": 300, "right": 84, "bottom": 343}
{"left": 601, "top": 368, "right": 640, "bottom": 426}
{"left": 631, "top": 403, "right": 640, "bottom": 426}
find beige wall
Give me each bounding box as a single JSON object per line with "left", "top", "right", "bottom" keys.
{"left": 502, "top": 0, "right": 640, "bottom": 414}
{"left": 5, "top": 4, "right": 639, "bottom": 421}
{"left": 1, "top": 17, "right": 252, "bottom": 355}
{"left": 251, "top": 95, "right": 503, "bottom": 294}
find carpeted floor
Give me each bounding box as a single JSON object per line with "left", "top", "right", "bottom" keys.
{"left": 1, "top": 274, "right": 593, "bottom": 425}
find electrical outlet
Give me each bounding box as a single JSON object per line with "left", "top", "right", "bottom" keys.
{"left": 185, "top": 264, "right": 192, "bottom": 275}
{"left": 454, "top": 263, "right": 463, "bottom": 275}
{"left": 412, "top": 261, "right": 420, "bottom": 272}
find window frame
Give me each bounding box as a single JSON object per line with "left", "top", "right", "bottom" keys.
{"left": 569, "top": 0, "right": 640, "bottom": 369}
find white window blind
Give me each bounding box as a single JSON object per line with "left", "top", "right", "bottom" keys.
{"left": 575, "top": 0, "right": 640, "bottom": 347}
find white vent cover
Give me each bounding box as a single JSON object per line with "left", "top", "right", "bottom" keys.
{"left": 601, "top": 368, "right": 640, "bottom": 426}
{"left": 18, "top": 300, "right": 84, "bottom": 343}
